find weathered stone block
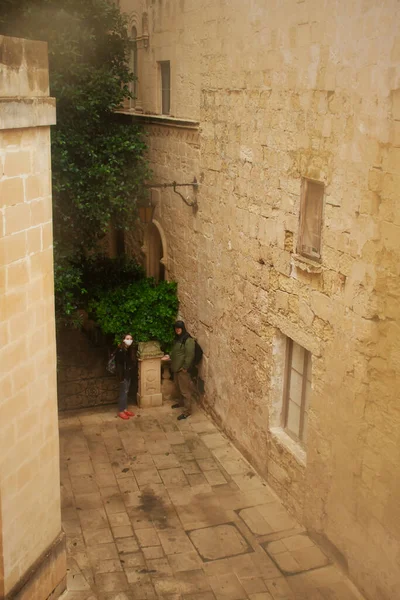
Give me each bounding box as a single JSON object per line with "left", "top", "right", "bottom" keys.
{"left": 137, "top": 341, "right": 164, "bottom": 408}
{"left": 0, "top": 177, "right": 24, "bottom": 208}
{"left": 4, "top": 150, "right": 31, "bottom": 178}
{"left": 5, "top": 202, "right": 31, "bottom": 235}
{"left": 391, "top": 88, "right": 400, "bottom": 120}
{"left": 0, "top": 231, "right": 27, "bottom": 264}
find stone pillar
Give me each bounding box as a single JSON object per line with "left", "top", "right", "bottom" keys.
{"left": 137, "top": 341, "right": 164, "bottom": 407}
{"left": 0, "top": 36, "right": 66, "bottom": 600}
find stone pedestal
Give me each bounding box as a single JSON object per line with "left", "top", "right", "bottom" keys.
{"left": 137, "top": 341, "right": 164, "bottom": 407}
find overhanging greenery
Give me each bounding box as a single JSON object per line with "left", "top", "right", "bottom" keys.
{"left": 0, "top": 0, "right": 150, "bottom": 257}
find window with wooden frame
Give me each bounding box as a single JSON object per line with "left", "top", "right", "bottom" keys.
{"left": 298, "top": 179, "right": 324, "bottom": 260}
{"left": 159, "top": 61, "right": 171, "bottom": 115}
{"left": 282, "top": 339, "right": 311, "bottom": 445}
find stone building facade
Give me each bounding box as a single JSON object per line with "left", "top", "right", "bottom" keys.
{"left": 119, "top": 1, "right": 400, "bottom": 599}
{"left": 0, "top": 36, "right": 65, "bottom": 599}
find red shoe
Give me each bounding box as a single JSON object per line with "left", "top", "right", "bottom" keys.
{"left": 118, "top": 412, "right": 130, "bottom": 420}
{"left": 124, "top": 410, "right": 135, "bottom": 417}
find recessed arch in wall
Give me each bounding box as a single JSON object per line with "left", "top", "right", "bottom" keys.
{"left": 142, "top": 218, "right": 169, "bottom": 282}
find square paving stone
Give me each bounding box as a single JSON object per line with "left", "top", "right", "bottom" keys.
{"left": 146, "top": 440, "right": 172, "bottom": 454}
{"left": 265, "top": 577, "right": 295, "bottom": 599}
{"left": 105, "top": 496, "right": 126, "bottom": 516}
{"left": 203, "top": 470, "right": 227, "bottom": 486}
{"left": 71, "top": 475, "right": 99, "bottom": 494}
{"left": 83, "top": 528, "right": 113, "bottom": 546}
{"left": 68, "top": 461, "right": 94, "bottom": 477}
{"left": 208, "top": 573, "right": 247, "bottom": 599}
{"left": 174, "top": 500, "right": 230, "bottom": 530}
{"left": 240, "top": 575, "right": 268, "bottom": 594}
{"left": 158, "top": 528, "right": 195, "bottom": 555}
{"left": 190, "top": 420, "right": 218, "bottom": 433}
{"left": 130, "top": 454, "right": 154, "bottom": 469}
{"left": 180, "top": 460, "right": 201, "bottom": 475}
{"left": 187, "top": 523, "right": 252, "bottom": 562}
{"left": 134, "top": 469, "right": 162, "bottom": 487}
{"left": 109, "top": 512, "right": 131, "bottom": 528}
{"left": 136, "top": 528, "right": 161, "bottom": 547}
{"left": 142, "top": 546, "right": 164, "bottom": 560}
{"left": 93, "top": 559, "right": 124, "bottom": 575}
{"left": 152, "top": 453, "right": 181, "bottom": 469}
{"left": 262, "top": 534, "right": 329, "bottom": 575}
{"left": 152, "top": 577, "right": 181, "bottom": 596}
{"left": 78, "top": 508, "right": 108, "bottom": 531}
{"left": 238, "top": 506, "right": 273, "bottom": 536}
{"left": 63, "top": 520, "right": 83, "bottom": 536}
{"left": 95, "top": 572, "right": 130, "bottom": 592}
{"left": 167, "top": 552, "right": 203, "bottom": 573}
{"left": 200, "top": 433, "right": 228, "bottom": 449}
{"left": 128, "top": 508, "right": 154, "bottom": 530}
{"left": 146, "top": 557, "right": 173, "bottom": 578}
{"left": 187, "top": 473, "right": 208, "bottom": 487}
{"left": 113, "top": 525, "right": 134, "bottom": 539}
{"left": 176, "top": 569, "right": 212, "bottom": 595}
{"left": 196, "top": 458, "right": 218, "bottom": 471}
{"left": 159, "top": 468, "right": 190, "bottom": 488}
{"left": 66, "top": 573, "right": 91, "bottom": 592}
{"left": 118, "top": 478, "right": 140, "bottom": 494}
{"left": 119, "top": 552, "right": 146, "bottom": 569}
{"left": 75, "top": 492, "right": 103, "bottom": 510}
{"left": 87, "top": 543, "right": 119, "bottom": 564}
{"left": 116, "top": 538, "right": 139, "bottom": 554}
{"left": 227, "top": 554, "right": 260, "bottom": 578}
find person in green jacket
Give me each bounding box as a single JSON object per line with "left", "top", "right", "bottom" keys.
{"left": 169, "top": 320, "right": 196, "bottom": 420}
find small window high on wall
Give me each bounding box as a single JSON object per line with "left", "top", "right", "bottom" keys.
{"left": 298, "top": 179, "right": 324, "bottom": 260}
{"left": 283, "top": 339, "right": 311, "bottom": 444}
{"left": 159, "top": 61, "right": 171, "bottom": 115}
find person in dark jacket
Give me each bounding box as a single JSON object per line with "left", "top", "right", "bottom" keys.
{"left": 169, "top": 320, "right": 196, "bottom": 420}
{"left": 115, "top": 333, "right": 137, "bottom": 420}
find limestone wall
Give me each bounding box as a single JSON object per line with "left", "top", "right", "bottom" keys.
{"left": 0, "top": 36, "right": 65, "bottom": 599}
{"left": 122, "top": 1, "right": 400, "bottom": 598}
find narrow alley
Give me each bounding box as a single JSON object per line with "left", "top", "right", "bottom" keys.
{"left": 60, "top": 403, "right": 365, "bottom": 600}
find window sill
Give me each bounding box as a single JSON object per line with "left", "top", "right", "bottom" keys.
{"left": 291, "top": 253, "right": 323, "bottom": 274}
{"left": 115, "top": 110, "right": 200, "bottom": 130}
{"left": 269, "top": 427, "right": 307, "bottom": 467}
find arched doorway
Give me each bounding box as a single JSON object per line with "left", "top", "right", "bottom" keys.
{"left": 143, "top": 220, "right": 168, "bottom": 282}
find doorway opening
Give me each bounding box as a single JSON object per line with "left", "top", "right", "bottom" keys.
{"left": 143, "top": 220, "right": 168, "bottom": 282}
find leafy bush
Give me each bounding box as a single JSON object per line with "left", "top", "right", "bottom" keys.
{"left": 54, "top": 254, "right": 145, "bottom": 319}
{"left": 54, "top": 261, "right": 86, "bottom": 319}
{"left": 89, "top": 279, "right": 179, "bottom": 347}
{"left": 77, "top": 254, "right": 145, "bottom": 297}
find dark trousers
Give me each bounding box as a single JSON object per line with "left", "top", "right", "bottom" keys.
{"left": 175, "top": 370, "right": 195, "bottom": 415}
{"left": 118, "top": 378, "right": 131, "bottom": 412}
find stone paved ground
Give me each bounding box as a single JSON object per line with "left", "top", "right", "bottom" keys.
{"left": 59, "top": 403, "right": 365, "bottom": 600}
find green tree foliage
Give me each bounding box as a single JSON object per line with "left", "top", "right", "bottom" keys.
{"left": 89, "top": 279, "right": 179, "bottom": 347}
{"left": 0, "top": 0, "right": 150, "bottom": 256}
{"left": 53, "top": 255, "right": 179, "bottom": 346}
{"left": 54, "top": 254, "right": 145, "bottom": 321}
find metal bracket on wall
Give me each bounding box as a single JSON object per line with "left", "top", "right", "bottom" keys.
{"left": 145, "top": 177, "right": 199, "bottom": 208}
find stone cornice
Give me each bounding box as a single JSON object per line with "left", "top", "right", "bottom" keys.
{"left": 115, "top": 110, "right": 200, "bottom": 131}
{"left": 0, "top": 97, "right": 56, "bottom": 130}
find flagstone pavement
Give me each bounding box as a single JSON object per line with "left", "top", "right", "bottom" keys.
{"left": 59, "top": 402, "right": 366, "bottom": 600}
